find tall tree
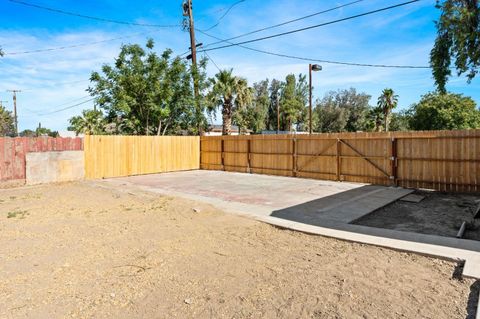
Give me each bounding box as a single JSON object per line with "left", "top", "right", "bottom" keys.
{"left": 294, "top": 74, "right": 309, "bottom": 131}
{"left": 314, "top": 88, "right": 371, "bottom": 132}
{"left": 279, "top": 74, "right": 307, "bottom": 131}
{"left": 235, "top": 80, "right": 268, "bottom": 134}
{"left": 266, "top": 79, "right": 283, "bottom": 131}
{"left": 377, "top": 88, "right": 398, "bottom": 132}
{"left": 431, "top": 0, "right": 480, "bottom": 92}
{"left": 207, "top": 69, "right": 252, "bottom": 135}
{"left": 314, "top": 99, "right": 347, "bottom": 133}
{"left": 408, "top": 91, "right": 480, "bottom": 130}
{"left": 85, "top": 39, "right": 207, "bottom": 136}
{"left": 0, "top": 105, "right": 15, "bottom": 137}
{"left": 388, "top": 111, "right": 411, "bottom": 131}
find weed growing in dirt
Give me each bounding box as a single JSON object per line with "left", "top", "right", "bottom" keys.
{"left": 7, "top": 210, "right": 29, "bottom": 219}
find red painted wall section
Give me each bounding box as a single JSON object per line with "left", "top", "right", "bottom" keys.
{"left": 0, "top": 137, "right": 83, "bottom": 182}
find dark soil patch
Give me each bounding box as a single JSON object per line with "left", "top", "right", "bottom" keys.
{"left": 353, "top": 191, "right": 480, "bottom": 241}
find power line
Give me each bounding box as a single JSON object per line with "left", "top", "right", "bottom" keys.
{"left": 201, "top": 0, "right": 421, "bottom": 52}
{"left": 200, "top": 0, "right": 246, "bottom": 32}
{"left": 25, "top": 95, "right": 92, "bottom": 114}
{"left": 197, "top": 30, "right": 429, "bottom": 69}
{"left": 4, "top": 32, "right": 152, "bottom": 55}
{"left": 9, "top": 0, "right": 179, "bottom": 28}
{"left": 39, "top": 97, "right": 95, "bottom": 116}
{"left": 203, "top": 51, "right": 221, "bottom": 72}
{"left": 202, "top": 0, "right": 365, "bottom": 48}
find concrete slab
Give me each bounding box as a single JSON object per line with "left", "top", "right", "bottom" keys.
{"left": 400, "top": 194, "right": 425, "bottom": 203}
{"left": 101, "top": 170, "right": 480, "bottom": 279}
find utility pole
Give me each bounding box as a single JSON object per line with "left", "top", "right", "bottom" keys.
{"left": 184, "top": 0, "right": 203, "bottom": 135}
{"left": 7, "top": 90, "right": 21, "bottom": 136}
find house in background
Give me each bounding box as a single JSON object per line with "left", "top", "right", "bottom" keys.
{"left": 205, "top": 125, "right": 252, "bottom": 136}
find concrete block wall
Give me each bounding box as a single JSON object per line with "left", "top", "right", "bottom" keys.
{"left": 26, "top": 151, "right": 84, "bottom": 185}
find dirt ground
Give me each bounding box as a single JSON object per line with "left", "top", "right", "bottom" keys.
{"left": 354, "top": 191, "right": 480, "bottom": 241}
{"left": 0, "top": 182, "right": 478, "bottom": 319}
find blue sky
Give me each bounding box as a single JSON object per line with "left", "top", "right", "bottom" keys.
{"left": 1, "top": 0, "right": 479, "bottom": 132}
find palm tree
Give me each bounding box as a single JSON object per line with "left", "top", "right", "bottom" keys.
{"left": 207, "top": 69, "right": 252, "bottom": 135}
{"left": 68, "top": 109, "right": 105, "bottom": 135}
{"left": 377, "top": 88, "right": 398, "bottom": 132}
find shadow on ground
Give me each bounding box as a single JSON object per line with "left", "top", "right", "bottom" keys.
{"left": 466, "top": 280, "right": 479, "bottom": 319}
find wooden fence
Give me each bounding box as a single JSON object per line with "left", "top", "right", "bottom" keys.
{"left": 201, "top": 130, "right": 480, "bottom": 192}
{"left": 84, "top": 135, "right": 200, "bottom": 179}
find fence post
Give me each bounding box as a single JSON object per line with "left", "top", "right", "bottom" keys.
{"left": 292, "top": 136, "right": 297, "bottom": 177}
{"left": 247, "top": 138, "right": 251, "bottom": 173}
{"left": 221, "top": 138, "right": 225, "bottom": 171}
{"left": 336, "top": 138, "right": 341, "bottom": 181}
{"left": 391, "top": 137, "right": 398, "bottom": 186}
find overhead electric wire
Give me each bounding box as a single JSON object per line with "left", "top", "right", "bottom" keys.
{"left": 200, "top": 0, "right": 421, "bottom": 52}
{"left": 9, "top": 0, "right": 179, "bottom": 28}
{"left": 203, "top": 51, "right": 221, "bottom": 72}
{"left": 202, "top": 0, "right": 365, "bottom": 48}
{"left": 200, "top": 0, "right": 246, "bottom": 32}
{"left": 4, "top": 32, "right": 152, "bottom": 55}
{"left": 197, "top": 30, "right": 429, "bottom": 69}
{"left": 39, "top": 97, "right": 95, "bottom": 115}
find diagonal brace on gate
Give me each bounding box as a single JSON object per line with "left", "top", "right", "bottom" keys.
{"left": 339, "top": 139, "right": 392, "bottom": 179}
{"left": 296, "top": 140, "right": 337, "bottom": 173}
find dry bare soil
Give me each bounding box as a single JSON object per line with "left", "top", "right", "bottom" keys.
{"left": 0, "top": 182, "right": 478, "bottom": 319}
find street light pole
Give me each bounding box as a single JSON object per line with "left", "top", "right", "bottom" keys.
{"left": 308, "top": 64, "right": 322, "bottom": 135}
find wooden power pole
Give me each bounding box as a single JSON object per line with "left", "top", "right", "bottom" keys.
{"left": 184, "top": 0, "right": 202, "bottom": 135}
{"left": 7, "top": 90, "right": 21, "bottom": 136}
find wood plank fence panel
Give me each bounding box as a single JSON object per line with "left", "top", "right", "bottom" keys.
{"left": 200, "top": 129, "right": 480, "bottom": 192}
{"left": 84, "top": 135, "right": 200, "bottom": 179}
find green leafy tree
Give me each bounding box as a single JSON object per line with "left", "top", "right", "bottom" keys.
{"left": 377, "top": 88, "right": 398, "bottom": 132}
{"left": 313, "top": 99, "right": 347, "bottom": 133}
{"left": 0, "top": 105, "right": 15, "bottom": 137}
{"left": 207, "top": 69, "right": 252, "bottom": 135}
{"left": 236, "top": 79, "right": 270, "bottom": 134}
{"left": 266, "top": 79, "right": 283, "bottom": 131}
{"left": 408, "top": 92, "right": 480, "bottom": 130}
{"left": 431, "top": 1, "right": 480, "bottom": 92}
{"left": 68, "top": 109, "right": 106, "bottom": 135}
{"left": 314, "top": 88, "right": 371, "bottom": 132}
{"left": 388, "top": 111, "right": 411, "bottom": 131}
{"left": 86, "top": 39, "right": 206, "bottom": 135}
{"left": 279, "top": 74, "right": 307, "bottom": 131}
{"left": 20, "top": 127, "right": 59, "bottom": 137}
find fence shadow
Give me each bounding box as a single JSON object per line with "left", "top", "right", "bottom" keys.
{"left": 270, "top": 184, "right": 383, "bottom": 225}
{"left": 466, "top": 280, "right": 479, "bottom": 319}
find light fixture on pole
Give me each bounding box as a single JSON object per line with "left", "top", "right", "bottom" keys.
{"left": 309, "top": 64, "right": 322, "bottom": 134}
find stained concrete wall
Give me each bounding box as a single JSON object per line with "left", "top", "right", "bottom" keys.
{"left": 26, "top": 151, "right": 84, "bottom": 185}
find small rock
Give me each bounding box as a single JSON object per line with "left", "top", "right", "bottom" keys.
{"left": 110, "top": 293, "right": 116, "bottom": 298}
{"left": 184, "top": 298, "right": 192, "bottom": 305}
{"left": 192, "top": 208, "right": 200, "bottom": 213}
